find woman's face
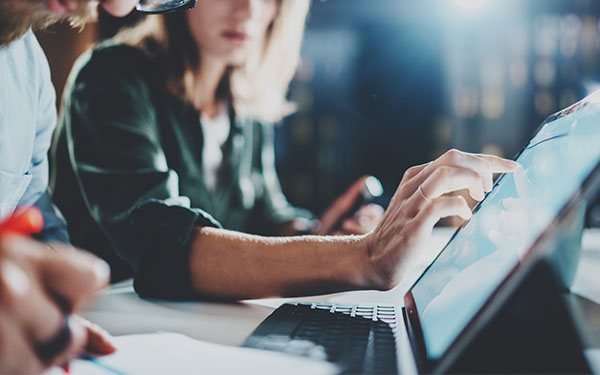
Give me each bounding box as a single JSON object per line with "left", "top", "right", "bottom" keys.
{"left": 186, "top": 0, "right": 278, "bottom": 66}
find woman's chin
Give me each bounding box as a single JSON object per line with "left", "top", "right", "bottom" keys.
{"left": 226, "top": 52, "right": 250, "bottom": 67}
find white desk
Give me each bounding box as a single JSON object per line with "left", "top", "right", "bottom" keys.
{"left": 83, "top": 228, "right": 600, "bottom": 370}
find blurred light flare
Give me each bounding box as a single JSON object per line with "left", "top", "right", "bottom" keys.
{"left": 453, "top": 0, "right": 489, "bottom": 10}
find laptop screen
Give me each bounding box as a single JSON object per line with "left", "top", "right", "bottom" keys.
{"left": 406, "top": 94, "right": 600, "bottom": 361}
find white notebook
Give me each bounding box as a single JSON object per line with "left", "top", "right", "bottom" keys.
{"left": 47, "top": 332, "right": 337, "bottom": 374}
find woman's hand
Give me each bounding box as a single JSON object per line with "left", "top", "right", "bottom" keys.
{"left": 364, "top": 149, "right": 519, "bottom": 290}
{"left": 313, "top": 176, "right": 384, "bottom": 236}
{"left": 334, "top": 203, "right": 384, "bottom": 235}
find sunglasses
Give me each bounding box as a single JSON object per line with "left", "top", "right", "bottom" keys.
{"left": 136, "top": 0, "right": 197, "bottom": 14}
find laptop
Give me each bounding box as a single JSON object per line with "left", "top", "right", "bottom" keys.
{"left": 244, "top": 90, "right": 600, "bottom": 373}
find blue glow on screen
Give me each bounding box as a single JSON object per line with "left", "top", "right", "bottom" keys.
{"left": 410, "top": 100, "right": 600, "bottom": 359}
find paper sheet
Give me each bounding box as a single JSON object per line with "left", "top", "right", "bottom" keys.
{"left": 47, "top": 332, "right": 337, "bottom": 375}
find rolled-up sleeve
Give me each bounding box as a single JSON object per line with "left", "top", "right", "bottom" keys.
{"left": 62, "top": 46, "right": 220, "bottom": 299}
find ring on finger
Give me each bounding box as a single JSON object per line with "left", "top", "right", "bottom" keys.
{"left": 418, "top": 185, "right": 431, "bottom": 203}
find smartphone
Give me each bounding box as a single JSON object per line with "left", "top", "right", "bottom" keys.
{"left": 331, "top": 176, "right": 383, "bottom": 232}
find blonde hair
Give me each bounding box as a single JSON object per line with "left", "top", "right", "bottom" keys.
{"left": 115, "top": 0, "right": 310, "bottom": 123}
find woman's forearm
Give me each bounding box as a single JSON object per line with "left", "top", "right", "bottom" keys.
{"left": 188, "top": 227, "right": 374, "bottom": 300}
{"left": 188, "top": 150, "right": 519, "bottom": 301}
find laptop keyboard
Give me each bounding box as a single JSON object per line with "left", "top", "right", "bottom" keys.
{"left": 243, "top": 302, "right": 399, "bottom": 374}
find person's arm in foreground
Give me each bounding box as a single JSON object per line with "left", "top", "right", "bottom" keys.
{"left": 57, "top": 50, "right": 516, "bottom": 300}
{"left": 0, "top": 236, "right": 113, "bottom": 374}
{"left": 189, "top": 150, "right": 518, "bottom": 300}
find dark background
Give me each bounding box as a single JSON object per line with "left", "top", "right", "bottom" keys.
{"left": 38, "top": 0, "right": 600, "bottom": 224}
{"left": 275, "top": 0, "right": 600, "bottom": 217}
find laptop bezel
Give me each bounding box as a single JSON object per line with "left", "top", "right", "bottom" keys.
{"left": 402, "top": 97, "right": 600, "bottom": 373}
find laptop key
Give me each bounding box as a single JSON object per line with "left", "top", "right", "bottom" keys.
{"left": 244, "top": 302, "right": 399, "bottom": 374}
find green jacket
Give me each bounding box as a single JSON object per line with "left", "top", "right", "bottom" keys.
{"left": 51, "top": 43, "right": 312, "bottom": 300}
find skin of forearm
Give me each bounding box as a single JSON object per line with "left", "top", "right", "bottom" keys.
{"left": 188, "top": 227, "right": 375, "bottom": 300}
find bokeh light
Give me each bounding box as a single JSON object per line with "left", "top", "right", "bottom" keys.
{"left": 453, "top": 0, "right": 490, "bottom": 10}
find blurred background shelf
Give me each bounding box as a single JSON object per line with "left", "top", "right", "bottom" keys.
{"left": 38, "top": 0, "right": 600, "bottom": 224}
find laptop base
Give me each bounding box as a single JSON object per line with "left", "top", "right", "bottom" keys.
{"left": 442, "top": 260, "right": 590, "bottom": 374}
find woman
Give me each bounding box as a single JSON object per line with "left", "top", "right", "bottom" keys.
{"left": 52, "top": 0, "right": 517, "bottom": 300}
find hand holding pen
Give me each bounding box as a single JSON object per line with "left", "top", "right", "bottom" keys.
{"left": 0, "top": 207, "right": 114, "bottom": 374}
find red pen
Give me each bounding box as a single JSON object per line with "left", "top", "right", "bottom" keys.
{"left": 0, "top": 206, "right": 44, "bottom": 237}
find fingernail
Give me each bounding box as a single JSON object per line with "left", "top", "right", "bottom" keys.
{"left": 102, "top": 333, "right": 117, "bottom": 353}
{"left": 503, "top": 159, "right": 519, "bottom": 169}
{"left": 93, "top": 260, "right": 110, "bottom": 283}
{"left": 68, "top": 314, "right": 87, "bottom": 350}
{"left": 106, "top": 334, "right": 117, "bottom": 351}
{"left": 483, "top": 179, "right": 493, "bottom": 192}
{"left": 462, "top": 210, "right": 473, "bottom": 220}
{"left": 91, "top": 323, "right": 117, "bottom": 353}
